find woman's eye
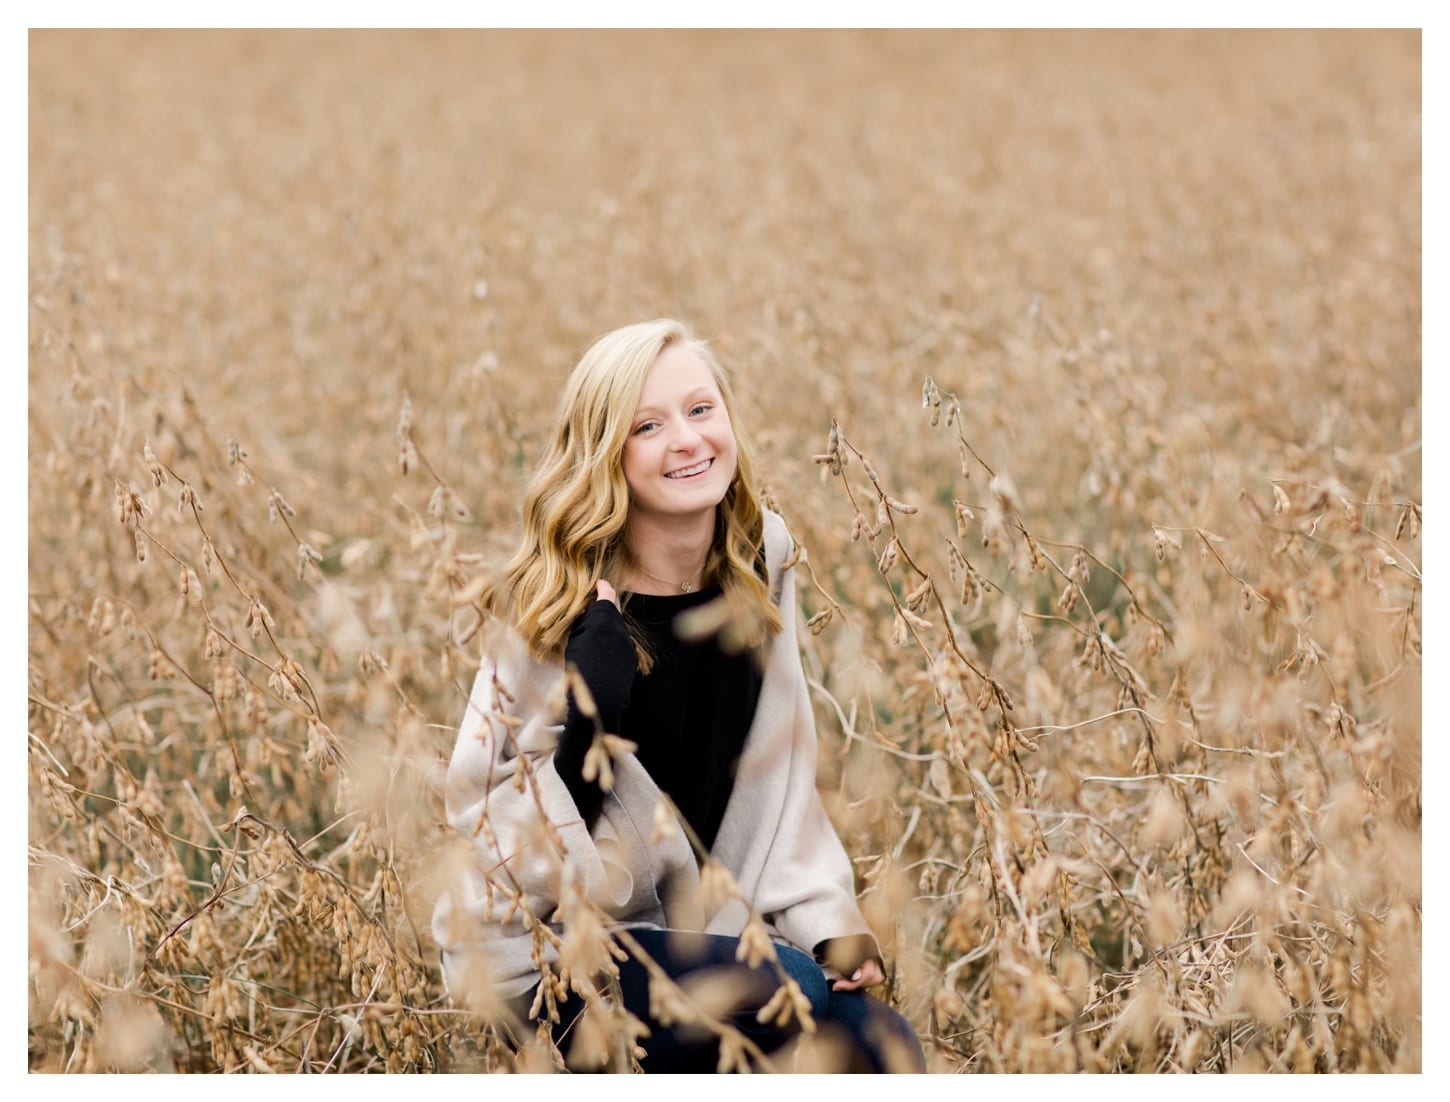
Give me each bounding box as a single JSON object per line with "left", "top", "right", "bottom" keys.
{"left": 633, "top": 421, "right": 658, "bottom": 435}
{"left": 690, "top": 403, "right": 711, "bottom": 416}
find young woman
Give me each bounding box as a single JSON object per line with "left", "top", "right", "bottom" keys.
{"left": 433, "top": 319, "right": 925, "bottom": 1073}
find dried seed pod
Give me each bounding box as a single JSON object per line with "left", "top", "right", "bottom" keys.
{"left": 954, "top": 501, "right": 974, "bottom": 538}
{"left": 735, "top": 917, "right": 777, "bottom": 970}
{"left": 1273, "top": 483, "right": 1292, "bottom": 515}
{"left": 297, "top": 542, "right": 323, "bottom": 578}
{"left": 1057, "top": 583, "right": 1077, "bottom": 613}
{"left": 1071, "top": 550, "right": 1090, "bottom": 583}
{"left": 877, "top": 538, "right": 899, "bottom": 574}
{"left": 304, "top": 719, "right": 335, "bottom": 767}
{"left": 902, "top": 606, "right": 932, "bottom": 630}
{"left": 1025, "top": 532, "right": 1045, "bottom": 572}
{"left": 905, "top": 577, "right": 932, "bottom": 612}
{"left": 268, "top": 489, "right": 296, "bottom": 523}
{"left": 147, "top": 648, "right": 174, "bottom": 680}
{"left": 213, "top": 661, "right": 239, "bottom": 702}
{"left": 395, "top": 394, "right": 413, "bottom": 444}
{"left": 114, "top": 482, "right": 143, "bottom": 525}
{"left": 890, "top": 612, "right": 908, "bottom": 646}
{"left": 1152, "top": 526, "right": 1181, "bottom": 560}
{"left": 143, "top": 441, "right": 165, "bottom": 486}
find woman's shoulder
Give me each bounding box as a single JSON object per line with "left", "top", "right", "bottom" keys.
{"left": 758, "top": 508, "right": 795, "bottom": 606}
{"left": 760, "top": 507, "right": 791, "bottom": 563}
{"left": 472, "top": 628, "right": 565, "bottom": 704}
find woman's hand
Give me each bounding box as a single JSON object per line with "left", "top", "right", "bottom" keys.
{"left": 831, "top": 956, "right": 884, "bottom": 992}
{"left": 595, "top": 579, "right": 618, "bottom": 606}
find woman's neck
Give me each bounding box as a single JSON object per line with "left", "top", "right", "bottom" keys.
{"left": 621, "top": 511, "right": 715, "bottom": 595}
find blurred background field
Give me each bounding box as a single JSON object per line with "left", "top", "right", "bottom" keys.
{"left": 28, "top": 29, "right": 1420, "bottom": 1072}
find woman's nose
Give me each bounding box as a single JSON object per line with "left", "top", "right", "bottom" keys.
{"left": 667, "top": 419, "right": 701, "bottom": 450}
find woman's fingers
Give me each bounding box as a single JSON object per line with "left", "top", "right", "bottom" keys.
{"left": 831, "top": 959, "right": 885, "bottom": 991}
{"left": 596, "top": 579, "right": 618, "bottom": 605}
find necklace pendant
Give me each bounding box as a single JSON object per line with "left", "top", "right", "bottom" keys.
{"left": 681, "top": 582, "right": 693, "bottom": 593}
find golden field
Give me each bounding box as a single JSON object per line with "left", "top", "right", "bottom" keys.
{"left": 28, "top": 29, "right": 1421, "bottom": 1072}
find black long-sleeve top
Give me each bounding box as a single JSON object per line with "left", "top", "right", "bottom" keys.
{"left": 555, "top": 585, "right": 761, "bottom": 852}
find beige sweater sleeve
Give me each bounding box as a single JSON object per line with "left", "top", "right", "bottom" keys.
{"left": 706, "top": 511, "right": 876, "bottom": 954}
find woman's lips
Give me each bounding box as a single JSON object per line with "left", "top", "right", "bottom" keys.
{"left": 665, "top": 458, "right": 713, "bottom": 479}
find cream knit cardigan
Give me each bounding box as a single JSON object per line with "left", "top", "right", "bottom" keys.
{"left": 432, "top": 509, "right": 873, "bottom": 997}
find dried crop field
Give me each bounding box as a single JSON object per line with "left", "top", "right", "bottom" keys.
{"left": 28, "top": 29, "right": 1421, "bottom": 1073}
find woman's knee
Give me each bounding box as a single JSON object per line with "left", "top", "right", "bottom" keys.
{"left": 774, "top": 943, "right": 831, "bottom": 1017}
{"left": 822, "top": 991, "right": 926, "bottom": 1073}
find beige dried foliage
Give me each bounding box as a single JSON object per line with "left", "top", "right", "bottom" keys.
{"left": 28, "top": 29, "right": 1419, "bottom": 1073}
{"left": 92, "top": 993, "right": 176, "bottom": 1071}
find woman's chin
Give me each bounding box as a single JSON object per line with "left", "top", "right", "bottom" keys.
{"left": 639, "top": 484, "right": 728, "bottom": 520}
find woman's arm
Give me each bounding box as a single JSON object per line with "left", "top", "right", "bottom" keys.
{"left": 440, "top": 611, "right": 647, "bottom": 926}
{"left": 740, "top": 512, "right": 882, "bottom": 963}
{"left": 553, "top": 582, "right": 635, "bottom": 830}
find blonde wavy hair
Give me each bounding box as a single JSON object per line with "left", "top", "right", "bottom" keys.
{"left": 486, "top": 319, "right": 782, "bottom": 663}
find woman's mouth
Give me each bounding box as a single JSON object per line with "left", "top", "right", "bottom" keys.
{"left": 665, "top": 458, "right": 713, "bottom": 479}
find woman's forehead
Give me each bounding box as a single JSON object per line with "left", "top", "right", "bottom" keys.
{"left": 635, "top": 344, "right": 719, "bottom": 406}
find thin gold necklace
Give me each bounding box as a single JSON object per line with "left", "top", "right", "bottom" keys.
{"left": 634, "top": 563, "right": 703, "bottom": 594}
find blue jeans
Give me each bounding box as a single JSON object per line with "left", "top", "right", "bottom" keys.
{"left": 511, "top": 928, "right": 925, "bottom": 1073}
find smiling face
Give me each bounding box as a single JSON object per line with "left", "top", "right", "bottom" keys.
{"left": 621, "top": 341, "right": 738, "bottom": 527}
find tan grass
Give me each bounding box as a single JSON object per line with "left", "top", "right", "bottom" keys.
{"left": 28, "top": 29, "right": 1419, "bottom": 1072}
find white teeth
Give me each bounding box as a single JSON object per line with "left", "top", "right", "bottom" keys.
{"left": 666, "top": 459, "right": 711, "bottom": 479}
